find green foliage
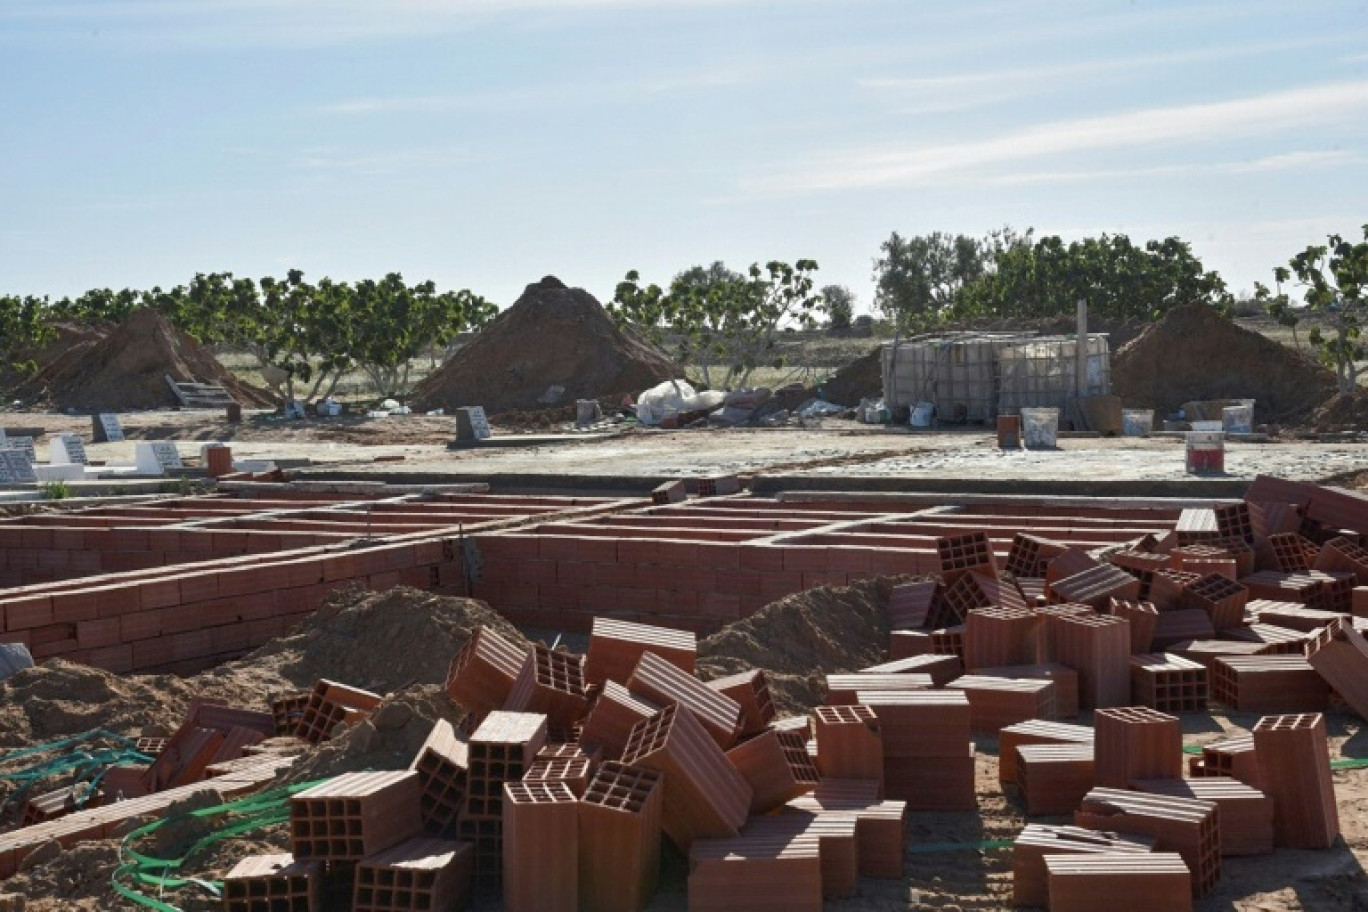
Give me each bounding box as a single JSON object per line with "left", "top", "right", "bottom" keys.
{"left": 0, "top": 294, "right": 52, "bottom": 375}
{"left": 1258, "top": 225, "right": 1368, "bottom": 393}
{"left": 872, "top": 231, "right": 995, "bottom": 329}
{"left": 820, "top": 284, "right": 855, "bottom": 332}
{"left": 38, "top": 480, "right": 71, "bottom": 500}
{"left": 954, "top": 233, "right": 1232, "bottom": 324}
{"left": 11, "top": 271, "right": 495, "bottom": 405}
{"left": 609, "top": 259, "right": 823, "bottom": 389}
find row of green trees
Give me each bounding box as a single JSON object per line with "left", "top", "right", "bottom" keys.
{"left": 1, "top": 272, "right": 496, "bottom": 400}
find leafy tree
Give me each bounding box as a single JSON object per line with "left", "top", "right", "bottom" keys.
{"left": 0, "top": 294, "right": 52, "bottom": 376}
{"left": 955, "top": 233, "right": 1231, "bottom": 323}
{"left": 1259, "top": 225, "right": 1368, "bottom": 393}
{"left": 872, "top": 228, "right": 1032, "bottom": 329}
{"left": 48, "top": 287, "right": 141, "bottom": 325}
{"left": 610, "top": 259, "right": 824, "bottom": 388}
{"left": 350, "top": 274, "right": 496, "bottom": 398}
{"left": 820, "top": 284, "right": 855, "bottom": 332}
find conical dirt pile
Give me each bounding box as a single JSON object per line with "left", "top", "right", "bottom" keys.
{"left": 412, "top": 276, "right": 679, "bottom": 414}
{"left": 15, "top": 308, "right": 271, "bottom": 412}
{"left": 1110, "top": 304, "right": 1336, "bottom": 423}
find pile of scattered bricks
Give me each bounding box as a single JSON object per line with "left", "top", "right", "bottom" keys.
{"left": 0, "top": 474, "right": 1362, "bottom": 910}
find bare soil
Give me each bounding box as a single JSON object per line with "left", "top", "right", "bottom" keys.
{"left": 412, "top": 276, "right": 680, "bottom": 415}
{"left": 10, "top": 308, "right": 273, "bottom": 413}
{"left": 1112, "top": 304, "right": 1338, "bottom": 424}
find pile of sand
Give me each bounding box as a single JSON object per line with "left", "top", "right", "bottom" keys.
{"left": 696, "top": 577, "right": 895, "bottom": 715}
{"left": 0, "top": 322, "right": 110, "bottom": 398}
{"left": 412, "top": 276, "right": 679, "bottom": 415}
{"left": 12, "top": 308, "right": 272, "bottom": 413}
{"left": 818, "top": 346, "right": 881, "bottom": 406}
{"left": 1111, "top": 304, "right": 1337, "bottom": 423}
{"left": 1303, "top": 389, "right": 1368, "bottom": 433}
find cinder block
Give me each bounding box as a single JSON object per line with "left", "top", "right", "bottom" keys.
{"left": 1045, "top": 852, "right": 1192, "bottom": 912}
{"left": 620, "top": 704, "right": 752, "bottom": 851}
{"left": 1251, "top": 712, "right": 1339, "bottom": 849}
{"left": 502, "top": 781, "right": 578, "bottom": 912}
{"left": 444, "top": 626, "right": 527, "bottom": 717}
{"left": 1074, "top": 788, "right": 1219, "bottom": 898}
{"left": 353, "top": 837, "right": 473, "bottom": 912}
{"left": 578, "top": 761, "right": 664, "bottom": 912}
{"left": 222, "top": 853, "right": 321, "bottom": 912}
{"left": 1012, "top": 825, "right": 1155, "bottom": 908}
{"left": 291, "top": 771, "right": 423, "bottom": 862}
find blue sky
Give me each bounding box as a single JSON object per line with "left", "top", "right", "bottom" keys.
{"left": 2, "top": 0, "right": 1366, "bottom": 313}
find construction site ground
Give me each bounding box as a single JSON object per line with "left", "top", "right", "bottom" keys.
{"left": 2, "top": 409, "right": 1364, "bottom": 496}
{"left": 0, "top": 406, "right": 1366, "bottom": 911}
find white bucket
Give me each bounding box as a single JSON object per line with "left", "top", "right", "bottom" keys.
{"left": 910, "top": 402, "right": 935, "bottom": 428}
{"left": 1121, "top": 409, "right": 1153, "bottom": 437}
{"left": 1190, "top": 420, "right": 1223, "bottom": 433}
{"left": 1021, "top": 407, "right": 1060, "bottom": 449}
{"left": 1222, "top": 404, "right": 1253, "bottom": 434}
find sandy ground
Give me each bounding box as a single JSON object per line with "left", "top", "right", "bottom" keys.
{"left": 2, "top": 409, "right": 1365, "bottom": 491}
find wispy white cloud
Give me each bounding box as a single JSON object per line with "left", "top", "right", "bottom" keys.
{"left": 747, "top": 81, "right": 1368, "bottom": 195}
{"left": 984, "top": 151, "right": 1357, "bottom": 187}
{"left": 292, "top": 145, "right": 476, "bottom": 175}
{"left": 859, "top": 36, "right": 1362, "bottom": 115}
{"left": 1, "top": 0, "right": 789, "bottom": 47}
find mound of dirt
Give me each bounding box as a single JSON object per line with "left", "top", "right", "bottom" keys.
{"left": 1303, "top": 388, "right": 1368, "bottom": 433}
{"left": 0, "top": 322, "right": 110, "bottom": 397}
{"left": 1111, "top": 304, "right": 1337, "bottom": 423}
{"left": 217, "top": 584, "right": 526, "bottom": 697}
{"left": 819, "top": 346, "right": 881, "bottom": 406}
{"left": 696, "top": 577, "right": 894, "bottom": 715}
{"left": 13, "top": 308, "right": 272, "bottom": 413}
{"left": 0, "top": 586, "right": 522, "bottom": 753}
{"left": 412, "top": 276, "right": 679, "bottom": 415}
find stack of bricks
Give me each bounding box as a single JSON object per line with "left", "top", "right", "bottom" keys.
{"left": 787, "top": 779, "right": 907, "bottom": 879}
{"left": 1251, "top": 712, "right": 1339, "bottom": 849}
{"left": 739, "top": 809, "right": 859, "bottom": 900}
{"left": 688, "top": 827, "right": 823, "bottom": 911}
{"left": 854, "top": 690, "right": 974, "bottom": 810}
{"left": 1012, "top": 825, "right": 1156, "bottom": 908}
{"left": 941, "top": 674, "right": 1056, "bottom": 732}
{"left": 824, "top": 673, "right": 933, "bottom": 704}
{"left": 1074, "top": 788, "right": 1221, "bottom": 898}
{"left": 462, "top": 710, "right": 548, "bottom": 883}
{"left": 975, "top": 663, "right": 1079, "bottom": 717}
{"left": 997, "top": 719, "right": 1094, "bottom": 786}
